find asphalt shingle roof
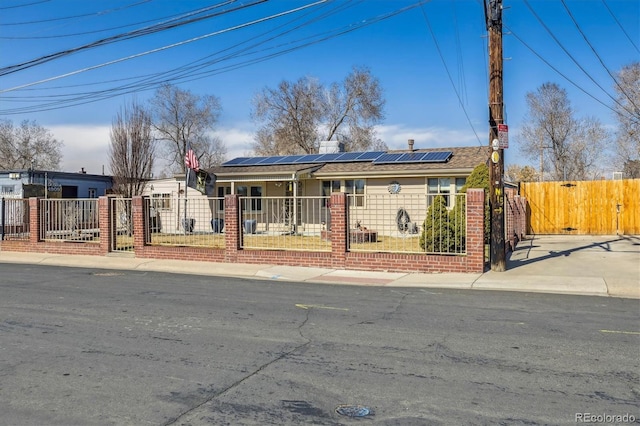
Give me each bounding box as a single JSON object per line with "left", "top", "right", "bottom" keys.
{"left": 212, "top": 146, "right": 488, "bottom": 177}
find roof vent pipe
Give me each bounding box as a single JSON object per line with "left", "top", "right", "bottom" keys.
{"left": 408, "top": 139, "right": 415, "bottom": 151}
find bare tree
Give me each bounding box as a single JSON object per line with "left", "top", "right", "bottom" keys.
{"left": 150, "top": 84, "right": 225, "bottom": 174}
{"left": 505, "top": 164, "right": 538, "bottom": 183}
{"left": 612, "top": 61, "right": 640, "bottom": 177}
{"left": 252, "top": 77, "right": 322, "bottom": 155}
{"left": 251, "top": 66, "right": 386, "bottom": 155}
{"left": 519, "top": 83, "right": 609, "bottom": 180}
{"left": 0, "top": 119, "right": 63, "bottom": 170}
{"left": 109, "top": 101, "right": 156, "bottom": 197}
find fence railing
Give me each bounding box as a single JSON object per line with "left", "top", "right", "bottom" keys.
{"left": 347, "top": 193, "right": 466, "bottom": 254}
{"left": 145, "top": 196, "right": 225, "bottom": 248}
{"left": 1, "top": 197, "right": 30, "bottom": 241}
{"left": 239, "top": 196, "right": 331, "bottom": 251}
{"left": 39, "top": 199, "right": 100, "bottom": 242}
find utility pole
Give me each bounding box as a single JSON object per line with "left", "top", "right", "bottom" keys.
{"left": 486, "top": 0, "right": 506, "bottom": 271}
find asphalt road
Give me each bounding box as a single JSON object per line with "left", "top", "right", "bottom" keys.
{"left": 0, "top": 263, "right": 638, "bottom": 425}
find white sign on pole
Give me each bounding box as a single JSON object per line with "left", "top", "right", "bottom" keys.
{"left": 498, "top": 124, "right": 509, "bottom": 148}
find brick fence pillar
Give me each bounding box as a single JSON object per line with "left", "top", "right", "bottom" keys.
{"left": 515, "top": 195, "right": 525, "bottom": 239}
{"left": 466, "top": 189, "right": 485, "bottom": 273}
{"left": 224, "top": 194, "right": 240, "bottom": 263}
{"left": 98, "top": 196, "right": 111, "bottom": 254}
{"left": 29, "top": 197, "right": 41, "bottom": 244}
{"left": 132, "top": 196, "right": 146, "bottom": 251}
{"left": 329, "top": 192, "right": 347, "bottom": 269}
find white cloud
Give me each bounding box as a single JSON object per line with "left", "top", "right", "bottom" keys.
{"left": 214, "top": 124, "right": 256, "bottom": 159}
{"left": 50, "top": 124, "right": 111, "bottom": 175}
{"left": 375, "top": 124, "right": 484, "bottom": 150}
{"left": 50, "top": 122, "right": 499, "bottom": 174}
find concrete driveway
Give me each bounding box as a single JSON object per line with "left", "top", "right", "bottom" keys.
{"left": 476, "top": 234, "right": 640, "bottom": 298}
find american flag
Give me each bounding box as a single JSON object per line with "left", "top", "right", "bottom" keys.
{"left": 185, "top": 148, "right": 199, "bottom": 171}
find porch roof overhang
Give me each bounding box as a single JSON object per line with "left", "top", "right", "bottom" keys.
{"left": 214, "top": 165, "right": 321, "bottom": 183}
{"left": 311, "top": 167, "right": 475, "bottom": 179}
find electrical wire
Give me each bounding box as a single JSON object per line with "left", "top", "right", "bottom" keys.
{"left": 0, "top": 0, "right": 150, "bottom": 26}
{"left": 503, "top": 22, "right": 639, "bottom": 125}
{"left": 0, "top": 0, "right": 50, "bottom": 10}
{"left": 561, "top": 0, "right": 639, "bottom": 113}
{"left": 523, "top": 0, "right": 636, "bottom": 121}
{"left": 420, "top": 3, "right": 483, "bottom": 146}
{"left": 1, "top": 1, "right": 430, "bottom": 114}
{"left": 601, "top": 0, "right": 640, "bottom": 55}
{"left": 0, "top": 0, "right": 250, "bottom": 76}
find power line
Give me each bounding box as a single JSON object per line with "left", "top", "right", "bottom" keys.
{"left": 0, "top": 0, "right": 150, "bottom": 25}
{"left": 420, "top": 3, "right": 483, "bottom": 146}
{"left": 1, "top": 1, "right": 430, "bottom": 114}
{"left": 522, "top": 0, "right": 637, "bottom": 121}
{"left": 601, "top": 0, "right": 640, "bottom": 54}
{"left": 0, "top": 0, "right": 50, "bottom": 10}
{"left": 503, "top": 22, "right": 638, "bottom": 125}
{"left": 560, "top": 0, "right": 640, "bottom": 113}
{"left": 0, "top": 0, "right": 249, "bottom": 76}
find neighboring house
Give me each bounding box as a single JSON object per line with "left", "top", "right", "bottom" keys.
{"left": 141, "top": 176, "right": 207, "bottom": 234}
{"left": 0, "top": 169, "right": 113, "bottom": 198}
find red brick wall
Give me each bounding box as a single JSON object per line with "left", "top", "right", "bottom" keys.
{"left": 2, "top": 191, "right": 488, "bottom": 274}
{"left": 1, "top": 197, "right": 106, "bottom": 256}
{"left": 504, "top": 187, "right": 527, "bottom": 252}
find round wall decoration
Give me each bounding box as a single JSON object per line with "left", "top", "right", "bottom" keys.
{"left": 388, "top": 181, "right": 401, "bottom": 194}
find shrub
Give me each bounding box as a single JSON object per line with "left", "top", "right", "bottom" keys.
{"left": 420, "top": 195, "right": 455, "bottom": 252}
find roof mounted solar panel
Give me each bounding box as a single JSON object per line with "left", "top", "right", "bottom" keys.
{"left": 257, "top": 156, "right": 284, "bottom": 165}
{"left": 222, "top": 157, "right": 251, "bottom": 166}
{"left": 294, "top": 154, "right": 322, "bottom": 163}
{"left": 316, "top": 153, "right": 344, "bottom": 162}
{"left": 332, "top": 152, "right": 362, "bottom": 162}
{"left": 422, "top": 151, "right": 453, "bottom": 162}
{"left": 372, "top": 153, "right": 404, "bottom": 164}
{"left": 395, "top": 152, "right": 428, "bottom": 163}
{"left": 274, "top": 155, "right": 304, "bottom": 164}
{"left": 356, "top": 151, "right": 386, "bottom": 161}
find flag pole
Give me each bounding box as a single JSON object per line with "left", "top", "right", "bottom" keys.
{"left": 184, "top": 166, "right": 189, "bottom": 235}
{"left": 184, "top": 141, "right": 190, "bottom": 235}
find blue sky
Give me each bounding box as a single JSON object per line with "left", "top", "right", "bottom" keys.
{"left": 1, "top": 0, "right": 638, "bottom": 175}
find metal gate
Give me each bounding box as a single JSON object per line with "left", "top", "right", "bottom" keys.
{"left": 521, "top": 179, "right": 640, "bottom": 235}
{"left": 110, "top": 197, "right": 134, "bottom": 252}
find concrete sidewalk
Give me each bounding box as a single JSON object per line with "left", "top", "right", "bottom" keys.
{"left": 1, "top": 235, "right": 638, "bottom": 298}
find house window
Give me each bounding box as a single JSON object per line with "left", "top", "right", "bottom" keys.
{"left": 152, "top": 193, "right": 171, "bottom": 210}
{"left": 345, "top": 179, "right": 365, "bottom": 207}
{"left": 1, "top": 185, "right": 15, "bottom": 194}
{"left": 321, "top": 180, "right": 341, "bottom": 206}
{"left": 88, "top": 188, "right": 97, "bottom": 198}
{"left": 455, "top": 178, "right": 466, "bottom": 193}
{"left": 217, "top": 186, "right": 231, "bottom": 211}
{"left": 428, "top": 178, "right": 451, "bottom": 206}
{"left": 237, "top": 185, "right": 262, "bottom": 211}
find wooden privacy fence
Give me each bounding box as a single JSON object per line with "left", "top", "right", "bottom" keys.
{"left": 521, "top": 179, "right": 640, "bottom": 235}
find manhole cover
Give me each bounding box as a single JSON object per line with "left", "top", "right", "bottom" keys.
{"left": 335, "top": 404, "right": 372, "bottom": 417}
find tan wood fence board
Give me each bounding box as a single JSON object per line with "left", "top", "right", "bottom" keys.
{"left": 521, "top": 179, "right": 640, "bottom": 235}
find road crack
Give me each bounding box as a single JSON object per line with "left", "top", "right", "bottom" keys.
{"left": 163, "top": 309, "right": 312, "bottom": 426}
